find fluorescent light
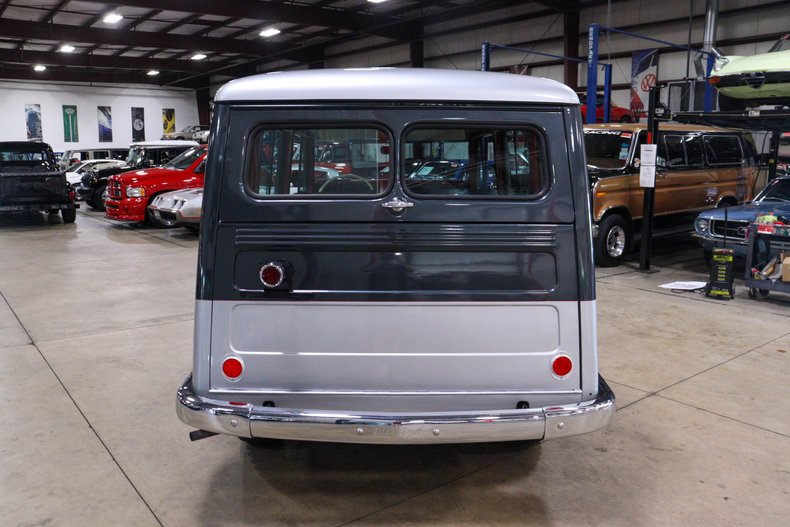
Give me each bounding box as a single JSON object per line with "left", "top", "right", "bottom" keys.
{"left": 367, "top": 0, "right": 388, "bottom": 3}
{"left": 34, "top": 64, "right": 46, "bottom": 72}
{"left": 191, "top": 53, "right": 207, "bottom": 60}
{"left": 59, "top": 44, "right": 75, "bottom": 53}
{"left": 146, "top": 70, "right": 159, "bottom": 76}
{"left": 103, "top": 13, "right": 123, "bottom": 24}
{"left": 259, "top": 27, "right": 281, "bottom": 38}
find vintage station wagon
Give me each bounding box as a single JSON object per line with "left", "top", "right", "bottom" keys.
{"left": 176, "top": 68, "right": 615, "bottom": 444}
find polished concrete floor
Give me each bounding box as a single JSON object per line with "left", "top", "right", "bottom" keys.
{"left": 1, "top": 209, "right": 789, "bottom": 527}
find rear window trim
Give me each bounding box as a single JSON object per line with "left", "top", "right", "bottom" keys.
{"left": 242, "top": 122, "right": 394, "bottom": 200}
{"left": 399, "top": 121, "right": 553, "bottom": 201}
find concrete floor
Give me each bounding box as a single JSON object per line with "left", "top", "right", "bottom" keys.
{"left": 1, "top": 209, "right": 789, "bottom": 527}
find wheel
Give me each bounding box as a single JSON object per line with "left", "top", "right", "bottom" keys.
{"left": 619, "top": 115, "right": 633, "bottom": 123}
{"left": 61, "top": 207, "right": 76, "bottom": 224}
{"left": 718, "top": 93, "right": 747, "bottom": 111}
{"left": 92, "top": 184, "right": 107, "bottom": 211}
{"left": 594, "top": 214, "right": 630, "bottom": 267}
{"left": 703, "top": 249, "right": 713, "bottom": 265}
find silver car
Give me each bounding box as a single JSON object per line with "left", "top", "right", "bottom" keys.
{"left": 147, "top": 188, "right": 202, "bottom": 231}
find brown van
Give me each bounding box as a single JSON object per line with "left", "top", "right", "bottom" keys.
{"left": 583, "top": 123, "right": 758, "bottom": 266}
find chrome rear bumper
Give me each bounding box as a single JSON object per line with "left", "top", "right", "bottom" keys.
{"left": 176, "top": 375, "right": 615, "bottom": 444}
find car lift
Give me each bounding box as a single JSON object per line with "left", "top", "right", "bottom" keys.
{"left": 481, "top": 41, "right": 615, "bottom": 124}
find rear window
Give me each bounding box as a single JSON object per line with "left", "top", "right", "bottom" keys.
{"left": 245, "top": 127, "right": 390, "bottom": 197}
{"left": 403, "top": 126, "right": 549, "bottom": 198}
{"left": 704, "top": 135, "right": 743, "bottom": 165}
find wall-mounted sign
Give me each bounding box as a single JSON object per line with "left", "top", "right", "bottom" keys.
{"left": 162, "top": 108, "right": 175, "bottom": 135}
{"left": 25, "top": 103, "right": 42, "bottom": 141}
{"left": 131, "top": 107, "right": 145, "bottom": 142}
{"left": 63, "top": 105, "right": 78, "bottom": 142}
{"left": 98, "top": 105, "right": 113, "bottom": 142}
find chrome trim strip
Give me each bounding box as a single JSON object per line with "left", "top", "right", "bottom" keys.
{"left": 177, "top": 374, "right": 615, "bottom": 444}
{"left": 207, "top": 388, "right": 583, "bottom": 396}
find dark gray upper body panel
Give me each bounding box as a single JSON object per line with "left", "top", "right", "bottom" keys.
{"left": 198, "top": 102, "right": 595, "bottom": 303}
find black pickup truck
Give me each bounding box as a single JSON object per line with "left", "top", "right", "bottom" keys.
{"left": 0, "top": 141, "right": 77, "bottom": 223}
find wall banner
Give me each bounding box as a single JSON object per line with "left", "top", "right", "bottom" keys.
{"left": 25, "top": 103, "right": 43, "bottom": 141}
{"left": 630, "top": 49, "right": 659, "bottom": 116}
{"left": 131, "top": 107, "right": 145, "bottom": 142}
{"left": 63, "top": 105, "right": 78, "bottom": 142}
{"left": 97, "top": 105, "right": 113, "bottom": 142}
{"left": 162, "top": 108, "right": 175, "bottom": 135}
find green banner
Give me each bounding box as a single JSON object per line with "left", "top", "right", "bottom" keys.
{"left": 63, "top": 105, "right": 78, "bottom": 142}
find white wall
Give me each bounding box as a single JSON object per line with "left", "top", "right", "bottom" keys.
{"left": 0, "top": 81, "right": 199, "bottom": 153}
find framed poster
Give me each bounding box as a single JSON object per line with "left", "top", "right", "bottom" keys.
{"left": 162, "top": 108, "right": 175, "bottom": 135}
{"left": 97, "top": 106, "right": 113, "bottom": 142}
{"left": 63, "top": 105, "right": 79, "bottom": 142}
{"left": 131, "top": 107, "right": 145, "bottom": 142}
{"left": 25, "top": 104, "right": 43, "bottom": 141}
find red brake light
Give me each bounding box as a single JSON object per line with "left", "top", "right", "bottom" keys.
{"left": 708, "top": 76, "right": 720, "bottom": 85}
{"left": 259, "top": 262, "right": 285, "bottom": 288}
{"left": 551, "top": 355, "right": 573, "bottom": 378}
{"left": 222, "top": 357, "right": 244, "bottom": 380}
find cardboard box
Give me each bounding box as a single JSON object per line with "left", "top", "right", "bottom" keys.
{"left": 783, "top": 256, "right": 790, "bottom": 283}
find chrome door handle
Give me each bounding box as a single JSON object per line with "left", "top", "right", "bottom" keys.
{"left": 381, "top": 197, "right": 414, "bottom": 212}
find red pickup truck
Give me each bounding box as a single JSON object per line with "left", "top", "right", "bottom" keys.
{"left": 105, "top": 145, "right": 206, "bottom": 226}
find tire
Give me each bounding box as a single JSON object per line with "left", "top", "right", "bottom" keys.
{"left": 61, "top": 207, "right": 76, "bottom": 224}
{"left": 619, "top": 115, "right": 633, "bottom": 123}
{"left": 594, "top": 214, "right": 630, "bottom": 267}
{"left": 703, "top": 249, "right": 712, "bottom": 265}
{"left": 92, "top": 184, "right": 107, "bottom": 212}
{"left": 184, "top": 224, "right": 200, "bottom": 233}
{"left": 718, "top": 93, "right": 746, "bottom": 111}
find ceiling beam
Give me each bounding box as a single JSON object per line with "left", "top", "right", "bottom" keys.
{"left": 0, "top": 18, "right": 265, "bottom": 55}
{"left": 79, "top": 0, "right": 408, "bottom": 40}
{"left": 0, "top": 48, "right": 214, "bottom": 73}
{"left": 0, "top": 64, "right": 178, "bottom": 85}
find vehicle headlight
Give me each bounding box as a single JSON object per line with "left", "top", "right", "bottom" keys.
{"left": 695, "top": 218, "right": 709, "bottom": 234}
{"left": 712, "top": 56, "right": 729, "bottom": 72}
{"left": 126, "top": 186, "right": 146, "bottom": 198}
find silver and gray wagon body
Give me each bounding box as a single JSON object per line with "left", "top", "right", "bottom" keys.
{"left": 177, "top": 68, "right": 614, "bottom": 444}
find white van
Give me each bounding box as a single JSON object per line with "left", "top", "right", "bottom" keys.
{"left": 176, "top": 68, "right": 615, "bottom": 444}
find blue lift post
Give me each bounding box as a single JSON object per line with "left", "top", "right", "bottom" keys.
{"left": 586, "top": 24, "right": 599, "bottom": 124}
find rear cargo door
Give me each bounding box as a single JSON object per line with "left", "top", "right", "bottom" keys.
{"left": 209, "top": 105, "right": 584, "bottom": 399}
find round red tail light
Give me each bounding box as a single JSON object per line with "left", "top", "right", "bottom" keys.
{"left": 222, "top": 357, "right": 244, "bottom": 380}
{"left": 259, "top": 262, "right": 285, "bottom": 288}
{"left": 551, "top": 354, "right": 573, "bottom": 379}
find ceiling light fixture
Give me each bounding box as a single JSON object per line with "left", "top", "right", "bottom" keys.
{"left": 147, "top": 70, "right": 160, "bottom": 76}
{"left": 34, "top": 64, "right": 46, "bottom": 72}
{"left": 259, "top": 27, "right": 281, "bottom": 38}
{"left": 59, "top": 44, "right": 75, "bottom": 53}
{"left": 191, "top": 53, "right": 207, "bottom": 61}
{"left": 367, "top": 0, "right": 389, "bottom": 3}
{"left": 103, "top": 13, "right": 123, "bottom": 24}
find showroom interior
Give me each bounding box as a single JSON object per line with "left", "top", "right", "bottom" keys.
{"left": 1, "top": 1, "right": 789, "bottom": 526}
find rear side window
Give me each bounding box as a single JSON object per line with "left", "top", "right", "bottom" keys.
{"left": 704, "top": 135, "right": 743, "bottom": 165}
{"left": 402, "top": 126, "right": 549, "bottom": 198}
{"left": 246, "top": 127, "right": 390, "bottom": 197}
{"left": 663, "top": 134, "right": 703, "bottom": 167}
